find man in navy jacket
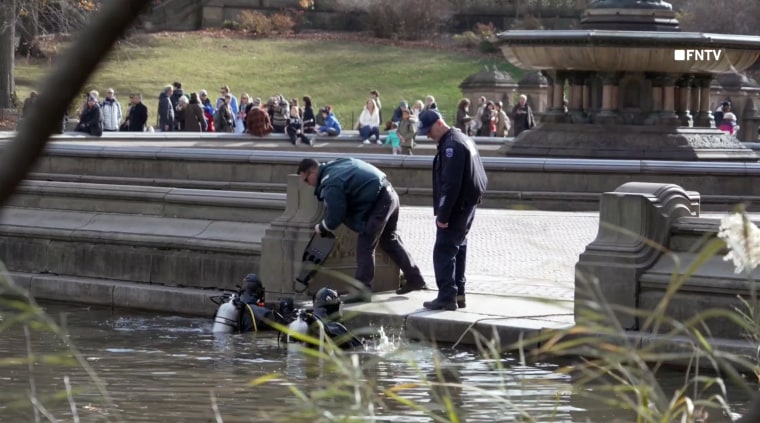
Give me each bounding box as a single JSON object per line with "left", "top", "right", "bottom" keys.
{"left": 417, "top": 110, "right": 488, "bottom": 310}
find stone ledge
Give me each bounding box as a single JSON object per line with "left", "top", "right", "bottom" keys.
{"left": 342, "top": 291, "right": 573, "bottom": 347}
{"left": 0, "top": 208, "right": 265, "bottom": 289}
{"left": 558, "top": 331, "right": 757, "bottom": 371}
{"left": 27, "top": 172, "right": 285, "bottom": 192}
{"left": 11, "top": 180, "right": 286, "bottom": 223}
{"left": 0, "top": 208, "right": 266, "bottom": 252}
{"left": 27, "top": 143, "right": 760, "bottom": 175}
{"left": 12, "top": 272, "right": 220, "bottom": 315}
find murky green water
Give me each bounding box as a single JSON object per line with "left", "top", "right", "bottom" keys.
{"left": 0, "top": 302, "right": 752, "bottom": 422}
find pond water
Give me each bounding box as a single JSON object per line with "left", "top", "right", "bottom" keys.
{"left": 0, "top": 302, "right": 753, "bottom": 423}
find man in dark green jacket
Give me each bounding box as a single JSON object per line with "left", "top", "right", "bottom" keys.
{"left": 297, "top": 158, "right": 427, "bottom": 301}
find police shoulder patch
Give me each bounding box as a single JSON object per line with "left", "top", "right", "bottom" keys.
{"left": 445, "top": 147, "right": 454, "bottom": 158}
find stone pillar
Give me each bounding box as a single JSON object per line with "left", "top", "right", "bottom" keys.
{"left": 575, "top": 182, "right": 700, "bottom": 330}
{"left": 260, "top": 174, "right": 400, "bottom": 299}
{"left": 693, "top": 75, "right": 715, "bottom": 128}
{"left": 676, "top": 74, "right": 694, "bottom": 127}
{"left": 658, "top": 74, "right": 681, "bottom": 126}
{"left": 596, "top": 72, "right": 622, "bottom": 124}
{"left": 582, "top": 74, "right": 592, "bottom": 113}
{"left": 647, "top": 72, "right": 664, "bottom": 125}
{"left": 741, "top": 97, "right": 760, "bottom": 141}
{"left": 570, "top": 72, "right": 589, "bottom": 123}
{"left": 541, "top": 70, "right": 567, "bottom": 123}
{"left": 543, "top": 70, "right": 555, "bottom": 113}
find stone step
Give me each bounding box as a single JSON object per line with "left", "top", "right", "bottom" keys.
{"left": 0, "top": 207, "right": 266, "bottom": 291}
{"left": 9, "top": 180, "right": 286, "bottom": 223}
{"left": 6, "top": 139, "right": 760, "bottom": 211}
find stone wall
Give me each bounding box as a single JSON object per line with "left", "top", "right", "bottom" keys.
{"left": 164, "top": 0, "right": 589, "bottom": 32}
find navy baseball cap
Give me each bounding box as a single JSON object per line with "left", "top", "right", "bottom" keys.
{"left": 417, "top": 110, "right": 442, "bottom": 135}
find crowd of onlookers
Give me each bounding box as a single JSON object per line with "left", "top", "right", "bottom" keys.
{"left": 17, "top": 81, "right": 742, "bottom": 151}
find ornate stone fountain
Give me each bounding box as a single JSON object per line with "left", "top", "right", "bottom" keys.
{"left": 497, "top": 0, "right": 760, "bottom": 160}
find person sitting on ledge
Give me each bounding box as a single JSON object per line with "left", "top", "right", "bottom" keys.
{"left": 317, "top": 106, "right": 342, "bottom": 136}
{"left": 246, "top": 101, "right": 274, "bottom": 137}
{"left": 74, "top": 95, "right": 103, "bottom": 137}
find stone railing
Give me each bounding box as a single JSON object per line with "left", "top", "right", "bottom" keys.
{"left": 575, "top": 182, "right": 760, "bottom": 341}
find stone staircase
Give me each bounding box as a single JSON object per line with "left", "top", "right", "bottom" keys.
{"left": 0, "top": 180, "right": 286, "bottom": 296}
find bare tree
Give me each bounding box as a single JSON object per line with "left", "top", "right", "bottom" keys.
{"left": 671, "top": 0, "right": 760, "bottom": 35}
{"left": 0, "top": 0, "right": 17, "bottom": 109}
{"left": 17, "top": 0, "right": 94, "bottom": 57}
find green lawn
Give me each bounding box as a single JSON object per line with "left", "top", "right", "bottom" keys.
{"left": 14, "top": 32, "right": 522, "bottom": 126}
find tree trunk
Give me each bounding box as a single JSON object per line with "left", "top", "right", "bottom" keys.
{"left": 16, "top": 0, "right": 43, "bottom": 58}
{"left": 0, "top": 0, "right": 17, "bottom": 109}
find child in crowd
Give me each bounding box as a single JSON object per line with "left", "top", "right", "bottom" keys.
{"left": 719, "top": 112, "right": 739, "bottom": 135}
{"left": 385, "top": 122, "right": 401, "bottom": 155}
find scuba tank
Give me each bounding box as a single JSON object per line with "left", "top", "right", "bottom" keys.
{"left": 286, "top": 310, "right": 310, "bottom": 343}
{"left": 212, "top": 293, "right": 241, "bottom": 333}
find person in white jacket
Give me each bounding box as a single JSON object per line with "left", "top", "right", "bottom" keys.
{"left": 357, "top": 98, "right": 381, "bottom": 144}
{"left": 100, "top": 88, "right": 122, "bottom": 132}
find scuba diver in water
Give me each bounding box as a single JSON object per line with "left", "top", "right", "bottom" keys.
{"left": 287, "top": 287, "right": 364, "bottom": 350}
{"left": 211, "top": 273, "right": 294, "bottom": 333}
{"left": 212, "top": 275, "right": 362, "bottom": 349}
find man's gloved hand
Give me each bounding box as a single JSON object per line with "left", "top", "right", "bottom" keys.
{"left": 313, "top": 222, "right": 336, "bottom": 238}
{"left": 314, "top": 223, "right": 329, "bottom": 237}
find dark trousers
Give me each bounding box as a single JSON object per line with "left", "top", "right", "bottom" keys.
{"left": 286, "top": 127, "right": 310, "bottom": 144}
{"left": 359, "top": 125, "right": 380, "bottom": 141}
{"left": 355, "top": 185, "right": 425, "bottom": 289}
{"left": 433, "top": 206, "right": 476, "bottom": 302}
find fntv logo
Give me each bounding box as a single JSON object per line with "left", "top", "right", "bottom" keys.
{"left": 673, "top": 49, "right": 723, "bottom": 61}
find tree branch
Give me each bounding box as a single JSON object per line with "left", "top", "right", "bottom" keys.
{"left": 0, "top": 0, "right": 151, "bottom": 208}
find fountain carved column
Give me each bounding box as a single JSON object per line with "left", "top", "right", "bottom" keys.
{"left": 582, "top": 74, "right": 592, "bottom": 114}
{"left": 596, "top": 72, "right": 622, "bottom": 124}
{"left": 658, "top": 74, "right": 681, "bottom": 126}
{"left": 542, "top": 70, "right": 555, "bottom": 113}
{"left": 693, "top": 75, "right": 715, "bottom": 128}
{"left": 647, "top": 72, "right": 663, "bottom": 125}
{"left": 570, "top": 72, "right": 589, "bottom": 123}
{"left": 543, "top": 70, "right": 568, "bottom": 123}
{"left": 676, "top": 74, "right": 694, "bottom": 127}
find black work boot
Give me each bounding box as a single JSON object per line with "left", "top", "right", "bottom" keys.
{"left": 456, "top": 295, "right": 466, "bottom": 309}
{"left": 422, "top": 298, "right": 457, "bottom": 311}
